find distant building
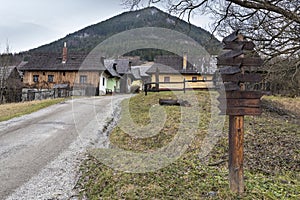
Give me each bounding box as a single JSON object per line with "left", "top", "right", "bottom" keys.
{"left": 20, "top": 43, "right": 113, "bottom": 96}
{"left": 146, "top": 54, "right": 217, "bottom": 90}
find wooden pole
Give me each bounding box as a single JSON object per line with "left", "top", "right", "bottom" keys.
{"left": 144, "top": 84, "right": 148, "bottom": 96}
{"left": 228, "top": 32, "right": 245, "bottom": 194}
{"left": 228, "top": 115, "right": 244, "bottom": 193}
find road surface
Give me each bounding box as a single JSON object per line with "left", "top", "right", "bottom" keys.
{"left": 0, "top": 95, "right": 130, "bottom": 199}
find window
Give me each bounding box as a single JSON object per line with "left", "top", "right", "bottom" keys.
{"left": 103, "top": 77, "right": 105, "bottom": 86}
{"left": 192, "top": 77, "right": 197, "bottom": 81}
{"left": 48, "top": 75, "right": 54, "bottom": 83}
{"left": 203, "top": 76, "right": 207, "bottom": 81}
{"left": 164, "top": 76, "right": 170, "bottom": 82}
{"left": 33, "top": 75, "right": 39, "bottom": 83}
{"left": 80, "top": 75, "right": 87, "bottom": 84}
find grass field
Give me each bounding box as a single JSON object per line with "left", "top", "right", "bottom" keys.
{"left": 77, "top": 91, "right": 300, "bottom": 199}
{"left": 0, "top": 98, "right": 66, "bottom": 122}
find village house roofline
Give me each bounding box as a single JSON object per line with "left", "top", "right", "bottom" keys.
{"left": 20, "top": 52, "right": 106, "bottom": 72}
{"left": 131, "top": 66, "right": 151, "bottom": 78}
{"left": 105, "top": 64, "right": 121, "bottom": 78}
{"left": 146, "top": 63, "right": 208, "bottom": 75}
{"left": 114, "top": 59, "right": 132, "bottom": 75}
{"left": 131, "top": 68, "right": 141, "bottom": 80}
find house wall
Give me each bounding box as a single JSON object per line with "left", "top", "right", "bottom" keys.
{"left": 150, "top": 74, "right": 214, "bottom": 89}
{"left": 107, "top": 78, "right": 120, "bottom": 92}
{"left": 99, "top": 72, "right": 109, "bottom": 95}
{"left": 23, "top": 71, "right": 100, "bottom": 88}
{"left": 120, "top": 74, "right": 132, "bottom": 93}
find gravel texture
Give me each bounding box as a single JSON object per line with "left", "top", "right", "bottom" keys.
{"left": 1, "top": 95, "right": 130, "bottom": 200}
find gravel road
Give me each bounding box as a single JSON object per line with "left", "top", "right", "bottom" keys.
{"left": 0, "top": 95, "right": 131, "bottom": 200}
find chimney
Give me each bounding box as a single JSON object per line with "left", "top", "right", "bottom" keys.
{"left": 62, "top": 42, "right": 67, "bottom": 64}
{"left": 183, "top": 52, "right": 187, "bottom": 71}
{"left": 100, "top": 56, "right": 105, "bottom": 65}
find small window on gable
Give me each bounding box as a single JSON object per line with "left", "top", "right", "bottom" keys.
{"left": 33, "top": 75, "right": 39, "bottom": 83}
{"left": 164, "top": 76, "right": 170, "bottom": 82}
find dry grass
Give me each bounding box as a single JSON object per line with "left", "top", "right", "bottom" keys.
{"left": 77, "top": 92, "right": 300, "bottom": 199}
{"left": 0, "top": 98, "right": 66, "bottom": 122}
{"left": 263, "top": 95, "right": 300, "bottom": 118}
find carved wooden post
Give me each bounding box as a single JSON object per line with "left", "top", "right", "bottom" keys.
{"left": 217, "top": 30, "right": 263, "bottom": 194}
{"left": 228, "top": 115, "right": 244, "bottom": 193}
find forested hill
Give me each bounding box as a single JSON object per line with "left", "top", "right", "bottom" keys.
{"left": 29, "top": 7, "right": 221, "bottom": 56}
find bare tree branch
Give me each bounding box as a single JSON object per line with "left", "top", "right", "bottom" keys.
{"left": 121, "top": 0, "right": 300, "bottom": 95}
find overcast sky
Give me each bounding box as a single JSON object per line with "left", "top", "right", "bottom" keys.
{"left": 0, "top": 0, "right": 213, "bottom": 53}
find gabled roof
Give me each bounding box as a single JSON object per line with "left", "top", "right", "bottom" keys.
{"left": 104, "top": 58, "right": 133, "bottom": 76}
{"left": 105, "top": 64, "right": 121, "bottom": 78}
{"left": 115, "top": 59, "right": 131, "bottom": 74}
{"left": 146, "top": 63, "right": 180, "bottom": 74}
{"left": 146, "top": 54, "right": 217, "bottom": 75}
{"left": 132, "top": 66, "right": 151, "bottom": 77}
{"left": 154, "top": 55, "right": 185, "bottom": 71}
{"left": 131, "top": 68, "right": 141, "bottom": 80}
{"left": 147, "top": 63, "right": 202, "bottom": 75}
{"left": 20, "top": 52, "right": 106, "bottom": 71}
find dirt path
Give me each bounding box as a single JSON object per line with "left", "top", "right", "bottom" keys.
{"left": 0, "top": 95, "right": 131, "bottom": 199}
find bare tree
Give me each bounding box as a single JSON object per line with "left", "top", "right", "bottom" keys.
{"left": 0, "top": 44, "right": 12, "bottom": 103}
{"left": 122, "top": 0, "right": 300, "bottom": 96}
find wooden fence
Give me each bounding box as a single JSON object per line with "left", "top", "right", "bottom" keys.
{"left": 144, "top": 79, "right": 216, "bottom": 95}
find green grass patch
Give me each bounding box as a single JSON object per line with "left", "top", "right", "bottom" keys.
{"left": 0, "top": 98, "right": 66, "bottom": 122}
{"left": 77, "top": 92, "right": 300, "bottom": 199}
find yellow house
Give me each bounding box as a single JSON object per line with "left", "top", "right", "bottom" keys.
{"left": 146, "top": 55, "right": 215, "bottom": 90}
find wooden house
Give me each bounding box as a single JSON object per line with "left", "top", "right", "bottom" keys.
{"left": 20, "top": 43, "right": 110, "bottom": 96}
{"left": 104, "top": 59, "right": 121, "bottom": 93}
{"left": 146, "top": 54, "right": 216, "bottom": 90}
{"left": 110, "top": 59, "right": 134, "bottom": 93}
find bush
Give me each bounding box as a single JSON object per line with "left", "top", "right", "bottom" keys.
{"left": 130, "top": 85, "right": 140, "bottom": 93}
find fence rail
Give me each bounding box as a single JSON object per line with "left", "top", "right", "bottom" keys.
{"left": 144, "top": 79, "right": 215, "bottom": 95}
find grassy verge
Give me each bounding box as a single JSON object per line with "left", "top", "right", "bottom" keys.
{"left": 0, "top": 98, "right": 66, "bottom": 122}
{"left": 77, "top": 92, "right": 300, "bottom": 199}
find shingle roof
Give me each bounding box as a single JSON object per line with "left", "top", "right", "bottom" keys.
{"left": 147, "top": 63, "right": 182, "bottom": 74}
{"left": 147, "top": 55, "right": 214, "bottom": 75}
{"left": 131, "top": 66, "right": 151, "bottom": 77}
{"left": 154, "top": 55, "right": 185, "bottom": 71}
{"left": 115, "top": 59, "right": 131, "bottom": 74}
{"left": 131, "top": 68, "right": 141, "bottom": 80}
{"left": 104, "top": 62, "right": 121, "bottom": 77}
{"left": 20, "top": 52, "right": 106, "bottom": 71}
